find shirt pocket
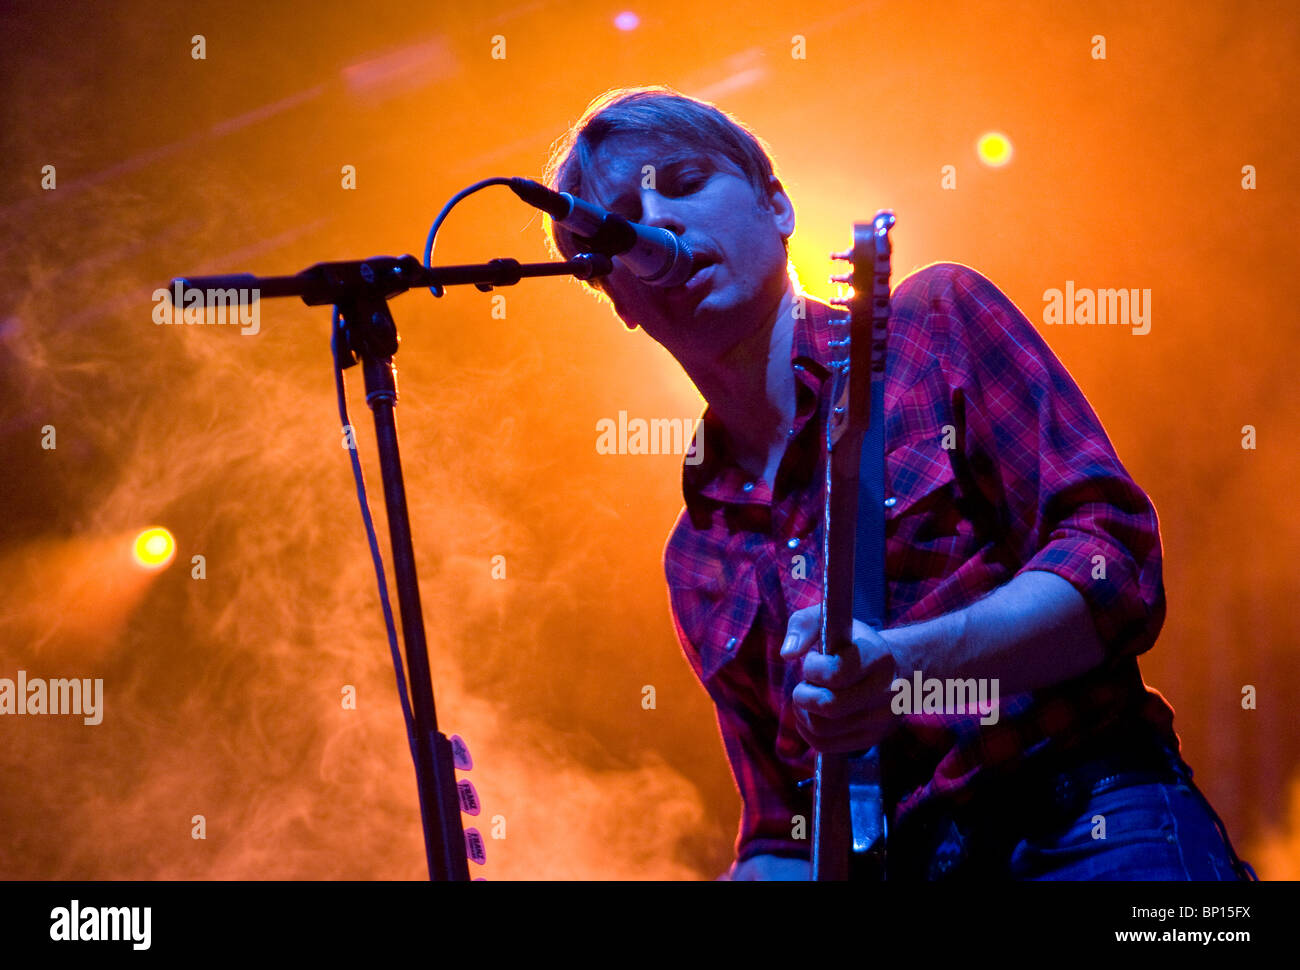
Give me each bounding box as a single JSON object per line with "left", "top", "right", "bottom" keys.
{"left": 670, "top": 557, "right": 762, "bottom": 682}
{"left": 886, "top": 433, "right": 982, "bottom": 582}
{"left": 888, "top": 434, "right": 961, "bottom": 525}
{"left": 883, "top": 361, "right": 966, "bottom": 533}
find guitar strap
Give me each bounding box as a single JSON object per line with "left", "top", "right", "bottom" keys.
{"left": 853, "top": 375, "right": 887, "bottom": 627}
{"left": 847, "top": 365, "right": 888, "bottom": 864}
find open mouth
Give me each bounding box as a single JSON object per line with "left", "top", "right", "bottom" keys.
{"left": 684, "top": 258, "right": 718, "bottom": 286}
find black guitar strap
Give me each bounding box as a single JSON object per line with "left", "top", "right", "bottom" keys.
{"left": 847, "top": 312, "right": 889, "bottom": 872}
{"left": 853, "top": 376, "right": 887, "bottom": 628}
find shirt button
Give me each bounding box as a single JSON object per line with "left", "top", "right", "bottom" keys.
{"left": 884, "top": 496, "right": 897, "bottom": 508}
{"left": 787, "top": 537, "right": 800, "bottom": 549}
{"left": 742, "top": 482, "right": 755, "bottom": 493}
{"left": 725, "top": 636, "right": 738, "bottom": 651}
{"left": 787, "top": 428, "right": 796, "bottom": 437}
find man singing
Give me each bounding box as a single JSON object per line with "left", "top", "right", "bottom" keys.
{"left": 542, "top": 85, "right": 1254, "bottom": 881}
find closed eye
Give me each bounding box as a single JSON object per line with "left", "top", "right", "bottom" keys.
{"left": 663, "top": 171, "right": 708, "bottom": 196}
{"left": 607, "top": 165, "right": 713, "bottom": 219}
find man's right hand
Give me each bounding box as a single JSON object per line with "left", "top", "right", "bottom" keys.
{"left": 720, "top": 854, "right": 811, "bottom": 880}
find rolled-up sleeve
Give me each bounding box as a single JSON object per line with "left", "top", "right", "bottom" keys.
{"left": 932, "top": 263, "right": 1166, "bottom": 660}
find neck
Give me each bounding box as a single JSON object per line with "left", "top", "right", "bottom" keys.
{"left": 680, "top": 284, "right": 799, "bottom": 479}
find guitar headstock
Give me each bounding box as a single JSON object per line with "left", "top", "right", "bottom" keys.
{"left": 827, "top": 212, "right": 896, "bottom": 449}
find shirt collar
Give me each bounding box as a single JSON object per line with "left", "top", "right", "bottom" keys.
{"left": 792, "top": 292, "right": 838, "bottom": 377}
{"left": 681, "top": 293, "right": 843, "bottom": 521}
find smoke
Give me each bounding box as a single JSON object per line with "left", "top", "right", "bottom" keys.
{"left": 1244, "top": 774, "right": 1300, "bottom": 880}
{"left": 0, "top": 262, "right": 718, "bottom": 879}
{"left": 0, "top": 35, "right": 724, "bottom": 874}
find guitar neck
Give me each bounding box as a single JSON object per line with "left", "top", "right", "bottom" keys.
{"left": 810, "top": 213, "right": 895, "bottom": 881}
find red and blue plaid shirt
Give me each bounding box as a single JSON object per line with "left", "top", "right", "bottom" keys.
{"left": 664, "top": 262, "right": 1177, "bottom": 863}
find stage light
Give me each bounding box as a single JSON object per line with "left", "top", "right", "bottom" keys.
{"left": 132, "top": 527, "right": 176, "bottom": 569}
{"left": 977, "top": 131, "right": 1013, "bottom": 167}
{"left": 614, "top": 11, "right": 640, "bottom": 31}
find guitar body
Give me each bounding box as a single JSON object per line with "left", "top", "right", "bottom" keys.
{"left": 810, "top": 213, "right": 896, "bottom": 881}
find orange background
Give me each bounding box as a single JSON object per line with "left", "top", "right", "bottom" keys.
{"left": 1, "top": 0, "right": 1296, "bottom": 879}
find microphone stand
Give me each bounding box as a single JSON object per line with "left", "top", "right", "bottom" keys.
{"left": 171, "top": 251, "right": 613, "bottom": 880}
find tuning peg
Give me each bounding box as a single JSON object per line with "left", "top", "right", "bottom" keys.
{"left": 828, "top": 272, "right": 853, "bottom": 285}
{"left": 450, "top": 734, "right": 473, "bottom": 770}
{"left": 464, "top": 828, "right": 487, "bottom": 865}
{"left": 457, "top": 778, "right": 481, "bottom": 816}
{"left": 829, "top": 298, "right": 852, "bottom": 309}
{"left": 829, "top": 248, "right": 852, "bottom": 261}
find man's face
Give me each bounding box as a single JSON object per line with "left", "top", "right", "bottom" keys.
{"left": 580, "top": 133, "right": 795, "bottom": 364}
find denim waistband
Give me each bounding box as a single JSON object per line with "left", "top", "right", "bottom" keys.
{"left": 886, "top": 732, "right": 1186, "bottom": 881}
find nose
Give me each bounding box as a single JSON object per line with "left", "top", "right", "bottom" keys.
{"left": 638, "top": 188, "right": 686, "bottom": 235}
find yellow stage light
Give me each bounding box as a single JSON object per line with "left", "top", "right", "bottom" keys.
{"left": 977, "top": 132, "right": 1013, "bottom": 167}
{"left": 132, "top": 527, "right": 176, "bottom": 569}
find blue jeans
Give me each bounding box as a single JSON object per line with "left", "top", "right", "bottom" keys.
{"left": 883, "top": 741, "right": 1257, "bottom": 881}
{"left": 1006, "top": 776, "right": 1255, "bottom": 880}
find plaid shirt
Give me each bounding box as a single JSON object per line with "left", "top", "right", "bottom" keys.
{"left": 664, "top": 262, "right": 1176, "bottom": 863}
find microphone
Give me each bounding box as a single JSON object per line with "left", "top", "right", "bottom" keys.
{"left": 510, "top": 177, "right": 696, "bottom": 287}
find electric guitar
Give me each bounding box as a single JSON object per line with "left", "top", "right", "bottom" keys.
{"left": 810, "top": 212, "right": 896, "bottom": 881}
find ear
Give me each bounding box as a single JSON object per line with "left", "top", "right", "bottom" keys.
{"left": 765, "top": 176, "right": 796, "bottom": 238}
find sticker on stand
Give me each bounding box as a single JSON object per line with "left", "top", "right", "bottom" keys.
{"left": 450, "top": 734, "right": 473, "bottom": 770}
{"left": 457, "top": 778, "right": 481, "bottom": 815}
{"left": 464, "top": 828, "right": 487, "bottom": 865}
